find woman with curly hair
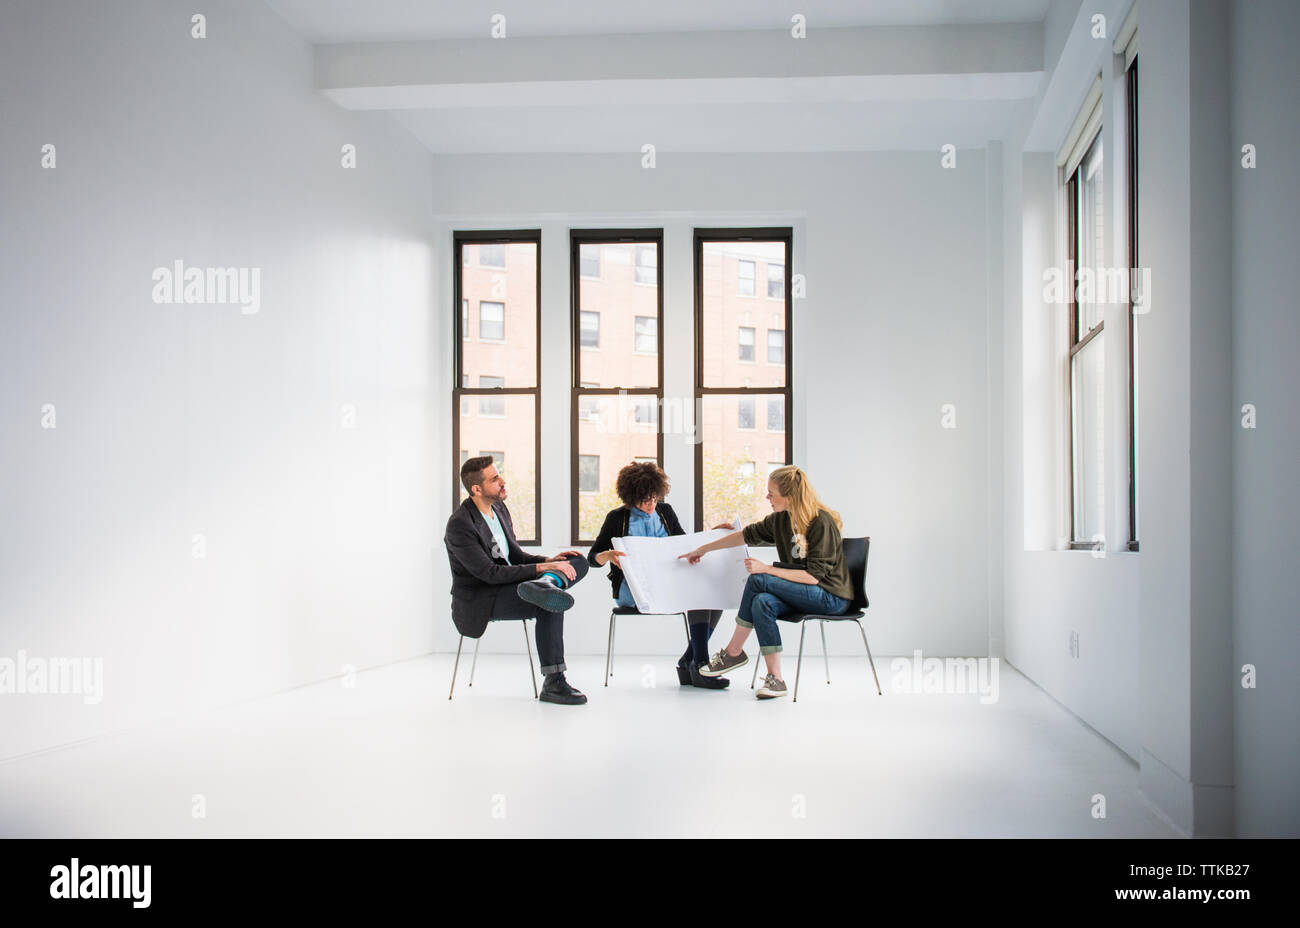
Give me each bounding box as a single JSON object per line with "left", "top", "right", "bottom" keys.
{"left": 588, "top": 461, "right": 731, "bottom": 690}
{"left": 679, "top": 465, "right": 852, "bottom": 700}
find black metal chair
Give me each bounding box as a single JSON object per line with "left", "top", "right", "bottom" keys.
{"left": 605, "top": 606, "right": 689, "bottom": 686}
{"left": 749, "top": 536, "right": 881, "bottom": 702}
{"left": 448, "top": 617, "right": 539, "bottom": 700}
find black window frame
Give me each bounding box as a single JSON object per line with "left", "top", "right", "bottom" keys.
{"left": 1126, "top": 56, "right": 1140, "bottom": 551}
{"left": 570, "top": 229, "right": 665, "bottom": 545}
{"left": 694, "top": 228, "right": 794, "bottom": 531}
{"left": 453, "top": 230, "right": 542, "bottom": 545}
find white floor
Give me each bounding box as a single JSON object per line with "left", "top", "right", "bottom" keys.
{"left": 0, "top": 653, "right": 1180, "bottom": 838}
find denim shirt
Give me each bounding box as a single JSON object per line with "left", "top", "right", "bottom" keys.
{"left": 615, "top": 506, "right": 669, "bottom": 608}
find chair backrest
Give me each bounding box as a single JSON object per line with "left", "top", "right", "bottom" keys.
{"left": 843, "top": 536, "right": 870, "bottom": 611}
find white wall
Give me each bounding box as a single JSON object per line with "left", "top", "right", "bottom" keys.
{"left": 1229, "top": 0, "right": 1300, "bottom": 838}
{"left": 0, "top": 0, "right": 438, "bottom": 758}
{"left": 429, "top": 151, "right": 995, "bottom": 663}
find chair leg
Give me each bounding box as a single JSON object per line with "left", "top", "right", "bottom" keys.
{"left": 856, "top": 620, "right": 882, "bottom": 695}
{"left": 794, "top": 622, "right": 806, "bottom": 702}
{"left": 820, "top": 621, "right": 830, "bottom": 684}
{"left": 751, "top": 648, "right": 761, "bottom": 688}
{"left": 610, "top": 613, "right": 617, "bottom": 678}
{"left": 523, "top": 618, "right": 538, "bottom": 698}
{"left": 449, "top": 635, "right": 465, "bottom": 700}
{"left": 604, "top": 612, "right": 615, "bottom": 687}
{"left": 469, "top": 635, "right": 482, "bottom": 686}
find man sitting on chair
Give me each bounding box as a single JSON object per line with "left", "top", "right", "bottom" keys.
{"left": 444, "top": 455, "right": 590, "bottom": 705}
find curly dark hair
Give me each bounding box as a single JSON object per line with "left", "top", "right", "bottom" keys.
{"left": 615, "top": 461, "right": 670, "bottom": 507}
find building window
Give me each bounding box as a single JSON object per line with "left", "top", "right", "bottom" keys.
{"left": 480, "top": 451, "right": 505, "bottom": 473}
{"left": 696, "top": 231, "right": 792, "bottom": 531}
{"left": 635, "top": 245, "right": 656, "bottom": 285}
{"left": 634, "top": 316, "right": 657, "bottom": 354}
{"left": 767, "top": 397, "right": 785, "bottom": 432}
{"left": 572, "top": 231, "right": 663, "bottom": 542}
{"left": 738, "top": 259, "right": 755, "bottom": 296}
{"left": 580, "top": 311, "right": 600, "bottom": 348}
{"left": 767, "top": 263, "right": 784, "bottom": 299}
{"left": 767, "top": 329, "right": 785, "bottom": 364}
{"left": 738, "top": 326, "right": 755, "bottom": 362}
{"left": 578, "top": 455, "right": 600, "bottom": 493}
{"left": 453, "top": 232, "right": 540, "bottom": 543}
{"left": 479, "top": 375, "right": 506, "bottom": 417}
{"left": 1067, "top": 132, "right": 1105, "bottom": 549}
{"left": 479, "top": 301, "right": 504, "bottom": 341}
{"left": 579, "top": 244, "right": 601, "bottom": 279}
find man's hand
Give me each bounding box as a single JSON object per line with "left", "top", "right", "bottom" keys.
{"left": 539, "top": 560, "right": 577, "bottom": 582}
{"left": 710, "top": 522, "right": 735, "bottom": 531}
{"left": 598, "top": 549, "right": 628, "bottom": 568}
{"left": 744, "top": 558, "right": 769, "bottom": 575}
{"left": 678, "top": 549, "right": 704, "bottom": 565}
{"left": 549, "top": 550, "right": 581, "bottom": 561}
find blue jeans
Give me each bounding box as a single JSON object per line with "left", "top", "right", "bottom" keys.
{"left": 736, "top": 573, "right": 850, "bottom": 654}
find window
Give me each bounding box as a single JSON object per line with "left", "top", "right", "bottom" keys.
{"left": 480, "top": 451, "right": 504, "bottom": 473}
{"left": 695, "top": 231, "right": 792, "bottom": 530}
{"left": 572, "top": 231, "right": 663, "bottom": 542}
{"left": 738, "top": 327, "right": 755, "bottom": 362}
{"left": 578, "top": 455, "right": 600, "bottom": 493}
{"left": 580, "top": 311, "right": 600, "bottom": 348}
{"left": 767, "top": 263, "right": 784, "bottom": 299}
{"left": 738, "top": 260, "right": 754, "bottom": 296}
{"left": 453, "top": 232, "right": 540, "bottom": 543}
{"left": 635, "top": 245, "right": 656, "bottom": 285}
{"left": 479, "top": 301, "right": 504, "bottom": 341}
{"left": 479, "top": 243, "right": 505, "bottom": 267}
{"left": 767, "top": 329, "right": 784, "bottom": 364}
{"left": 634, "top": 316, "right": 657, "bottom": 354}
{"left": 767, "top": 397, "right": 785, "bottom": 432}
{"left": 1126, "top": 55, "right": 1139, "bottom": 550}
{"left": 737, "top": 398, "right": 755, "bottom": 430}
{"left": 479, "top": 375, "right": 505, "bottom": 417}
{"left": 579, "top": 244, "right": 601, "bottom": 279}
{"left": 1067, "top": 133, "right": 1105, "bottom": 549}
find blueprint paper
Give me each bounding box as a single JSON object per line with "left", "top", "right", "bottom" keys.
{"left": 612, "top": 529, "right": 750, "bottom": 613}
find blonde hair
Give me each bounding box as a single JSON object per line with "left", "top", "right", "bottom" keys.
{"left": 768, "top": 465, "right": 842, "bottom": 535}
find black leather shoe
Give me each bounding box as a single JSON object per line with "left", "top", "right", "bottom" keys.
{"left": 539, "top": 673, "right": 587, "bottom": 705}
{"left": 689, "top": 661, "right": 730, "bottom": 689}
{"left": 517, "top": 578, "right": 575, "bottom": 612}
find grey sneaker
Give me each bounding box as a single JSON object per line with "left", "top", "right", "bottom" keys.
{"left": 756, "top": 674, "right": 788, "bottom": 699}
{"left": 699, "top": 648, "right": 748, "bottom": 677}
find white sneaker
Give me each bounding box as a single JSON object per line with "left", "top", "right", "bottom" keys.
{"left": 756, "top": 674, "right": 788, "bottom": 699}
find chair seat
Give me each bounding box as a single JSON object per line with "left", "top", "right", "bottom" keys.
{"left": 776, "top": 610, "right": 866, "bottom": 623}
{"left": 611, "top": 605, "right": 686, "bottom": 615}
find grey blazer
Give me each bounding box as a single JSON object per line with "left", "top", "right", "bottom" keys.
{"left": 444, "top": 498, "right": 546, "bottom": 638}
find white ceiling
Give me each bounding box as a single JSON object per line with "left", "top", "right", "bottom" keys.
{"left": 269, "top": 0, "right": 1054, "bottom": 43}
{"left": 268, "top": 0, "right": 1052, "bottom": 153}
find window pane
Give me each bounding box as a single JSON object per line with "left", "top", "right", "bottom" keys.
{"left": 766, "top": 397, "right": 785, "bottom": 431}
{"left": 1072, "top": 336, "right": 1105, "bottom": 544}
{"left": 738, "top": 326, "right": 755, "bottom": 362}
{"left": 1077, "top": 136, "right": 1105, "bottom": 336}
{"left": 575, "top": 393, "right": 658, "bottom": 539}
{"left": 634, "top": 315, "right": 657, "bottom": 354}
{"left": 458, "top": 394, "right": 536, "bottom": 540}
{"left": 738, "top": 260, "right": 754, "bottom": 296}
{"left": 635, "top": 245, "right": 656, "bottom": 285}
{"left": 767, "top": 263, "right": 784, "bottom": 299}
{"left": 462, "top": 299, "right": 468, "bottom": 339}
{"left": 737, "top": 397, "right": 755, "bottom": 429}
{"left": 576, "top": 240, "right": 659, "bottom": 388}
{"left": 580, "top": 310, "right": 600, "bottom": 348}
{"left": 767, "top": 329, "right": 785, "bottom": 365}
{"left": 479, "top": 301, "right": 504, "bottom": 340}
{"left": 460, "top": 240, "right": 536, "bottom": 388}
{"left": 478, "top": 243, "right": 506, "bottom": 267}
{"left": 702, "top": 240, "right": 786, "bottom": 388}
{"left": 479, "top": 375, "right": 505, "bottom": 416}
{"left": 699, "top": 394, "right": 787, "bottom": 531}
{"left": 580, "top": 244, "right": 601, "bottom": 279}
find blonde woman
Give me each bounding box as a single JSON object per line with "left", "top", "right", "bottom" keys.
{"left": 678, "top": 465, "right": 852, "bottom": 699}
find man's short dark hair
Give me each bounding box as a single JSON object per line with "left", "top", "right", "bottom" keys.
{"left": 616, "top": 461, "right": 670, "bottom": 507}
{"left": 461, "top": 455, "right": 495, "bottom": 494}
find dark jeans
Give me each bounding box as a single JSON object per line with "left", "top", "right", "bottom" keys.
{"left": 489, "top": 553, "right": 589, "bottom": 675}
{"left": 735, "top": 573, "right": 850, "bottom": 654}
